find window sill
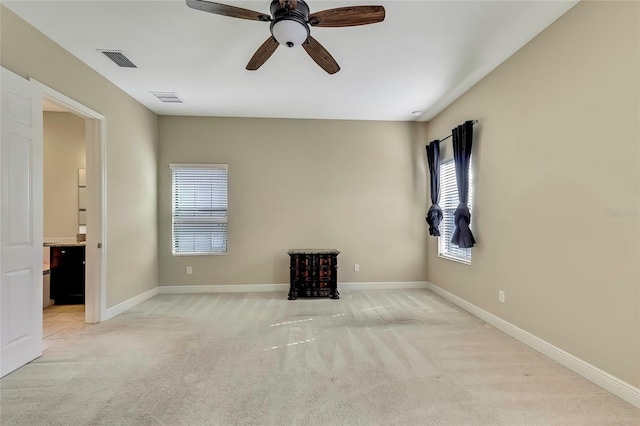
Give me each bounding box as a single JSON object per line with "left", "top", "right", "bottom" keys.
{"left": 172, "top": 252, "right": 227, "bottom": 256}
{"left": 437, "top": 253, "right": 471, "bottom": 265}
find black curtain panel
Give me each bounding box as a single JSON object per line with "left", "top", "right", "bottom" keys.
{"left": 425, "top": 140, "right": 443, "bottom": 236}
{"left": 451, "top": 120, "right": 476, "bottom": 248}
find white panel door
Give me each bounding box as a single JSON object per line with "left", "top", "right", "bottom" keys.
{"left": 0, "top": 67, "right": 43, "bottom": 377}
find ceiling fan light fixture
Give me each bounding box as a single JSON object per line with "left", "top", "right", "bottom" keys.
{"left": 187, "top": 0, "right": 384, "bottom": 73}
{"left": 272, "top": 19, "right": 309, "bottom": 47}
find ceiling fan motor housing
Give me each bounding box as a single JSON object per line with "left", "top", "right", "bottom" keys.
{"left": 270, "top": 0, "right": 310, "bottom": 47}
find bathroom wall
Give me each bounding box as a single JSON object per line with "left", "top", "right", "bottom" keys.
{"left": 43, "top": 111, "right": 86, "bottom": 242}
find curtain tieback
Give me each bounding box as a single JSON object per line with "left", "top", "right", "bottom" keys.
{"left": 426, "top": 204, "right": 443, "bottom": 236}
{"left": 452, "top": 203, "right": 475, "bottom": 248}
{"left": 454, "top": 204, "right": 470, "bottom": 226}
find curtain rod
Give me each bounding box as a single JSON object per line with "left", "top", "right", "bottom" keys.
{"left": 434, "top": 120, "right": 478, "bottom": 144}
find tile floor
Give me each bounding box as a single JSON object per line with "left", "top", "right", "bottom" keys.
{"left": 42, "top": 304, "right": 85, "bottom": 350}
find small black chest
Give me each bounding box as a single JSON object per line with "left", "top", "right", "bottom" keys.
{"left": 287, "top": 249, "right": 339, "bottom": 300}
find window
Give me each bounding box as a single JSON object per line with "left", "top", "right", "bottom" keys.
{"left": 171, "top": 164, "right": 228, "bottom": 255}
{"left": 438, "top": 159, "right": 473, "bottom": 263}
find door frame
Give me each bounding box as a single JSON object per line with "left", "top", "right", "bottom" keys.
{"left": 31, "top": 79, "right": 107, "bottom": 323}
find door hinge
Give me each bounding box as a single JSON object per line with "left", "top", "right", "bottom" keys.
{"left": 97, "top": 243, "right": 102, "bottom": 249}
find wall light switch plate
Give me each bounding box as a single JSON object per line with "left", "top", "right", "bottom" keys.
{"left": 499, "top": 290, "right": 505, "bottom": 303}
{"left": 187, "top": 266, "right": 192, "bottom": 275}
{"left": 354, "top": 264, "right": 360, "bottom": 272}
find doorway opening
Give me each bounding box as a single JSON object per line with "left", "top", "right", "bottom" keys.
{"left": 32, "top": 79, "right": 106, "bottom": 333}
{"left": 42, "top": 102, "right": 87, "bottom": 344}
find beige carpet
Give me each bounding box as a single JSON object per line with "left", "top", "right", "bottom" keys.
{"left": 1, "top": 289, "right": 638, "bottom": 425}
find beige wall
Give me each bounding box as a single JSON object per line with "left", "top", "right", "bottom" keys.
{"left": 1, "top": 6, "right": 159, "bottom": 308}
{"left": 43, "top": 112, "right": 86, "bottom": 240}
{"left": 159, "top": 116, "right": 428, "bottom": 286}
{"left": 425, "top": 1, "right": 639, "bottom": 387}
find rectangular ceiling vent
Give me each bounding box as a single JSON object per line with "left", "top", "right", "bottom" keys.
{"left": 151, "top": 92, "right": 184, "bottom": 103}
{"left": 98, "top": 50, "right": 137, "bottom": 68}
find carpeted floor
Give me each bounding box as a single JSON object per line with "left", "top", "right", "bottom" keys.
{"left": 1, "top": 289, "right": 638, "bottom": 425}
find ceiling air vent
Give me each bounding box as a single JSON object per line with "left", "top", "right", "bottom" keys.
{"left": 151, "top": 92, "right": 183, "bottom": 103}
{"left": 98, "top": 50, "right": 137, "bottom": 68}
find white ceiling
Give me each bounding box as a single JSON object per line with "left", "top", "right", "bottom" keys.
{"left": 4, "top": 0, "right": 578, "bottom": 121}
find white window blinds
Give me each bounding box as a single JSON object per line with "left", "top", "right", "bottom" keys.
{"left": 438, "top": 159, "right": 473, "bottom": 263}
{"left": 171, "top": 164, "right": 228, "bottom": 255}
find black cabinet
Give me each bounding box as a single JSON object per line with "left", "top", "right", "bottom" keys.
{"left": 288, "top": 249, "right": 339, "bottom": 300}
{"left": 50, "top": 245, "right": 85, "bottom": 305}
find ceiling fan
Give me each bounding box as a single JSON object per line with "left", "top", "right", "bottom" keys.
{"left": 186, "top": 0, "right": 385, "bottom": 74}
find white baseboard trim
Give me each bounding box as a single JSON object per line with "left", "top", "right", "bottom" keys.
{"left": 426, "top": 281, "right": 640, "bottom": 409}
{"left": 158, "top": 281, "right": 428, "bottom": 295}
{"left": 159, "top": 284, "right": 288, "bottom": 294}
{"left": 339, "top": 281, "right": 428, "bottom": 290}
{"left": 103, "top": 287, "right": 159, "bottom": 321}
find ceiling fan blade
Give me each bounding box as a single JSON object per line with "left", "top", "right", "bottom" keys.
{"left": 302, "top": 36, "right": 340, "bottom": 75}
{"left": 246, "top": 37, "right": 279, "bottom": 71}
{"left": 186, "top": 0, "right": 270, "bottom": 21}
{"left": 308, "top": 6, "right": 385, "bottom": 27}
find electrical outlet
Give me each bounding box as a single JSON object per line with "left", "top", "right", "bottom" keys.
{"left": 354, "top": 264, "right": 360, "bottom": 272}
{"left": 499, "top": 290, "right": 505, "bottom": 303}
{"left": 186, "top": 266, "right": 192, "bottom": 275}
